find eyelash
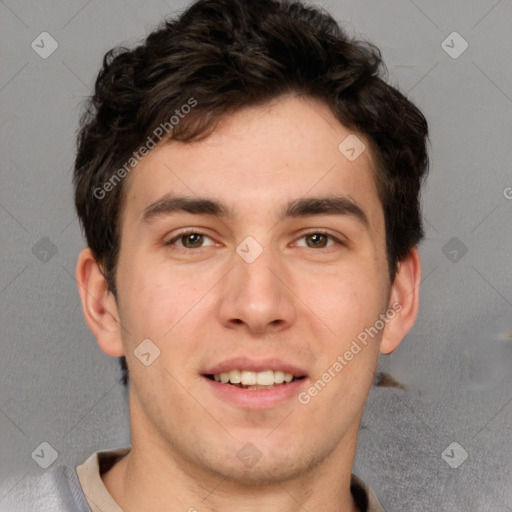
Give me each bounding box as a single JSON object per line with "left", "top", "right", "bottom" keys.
{"left": 164, "top": 229, "right": 344, "bottom": 251}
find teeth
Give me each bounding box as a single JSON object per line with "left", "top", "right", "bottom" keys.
{"left": 241, "top": 370, "right": 257, "bottom": 385}
{"left": 212, "top": 369, "right": 297, "bottom": 386}
{"left": 274, "top": 370, "right": 285, "bottom": 384}
{"left": 228, "top": 369, "right": 241, "bottom": 383}
{"left": 256, "top": 370, "right": 274, "bottom": 386}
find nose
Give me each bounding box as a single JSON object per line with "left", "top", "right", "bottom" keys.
{"left": 217, "top": 243, "right": 297, "bottom": 335}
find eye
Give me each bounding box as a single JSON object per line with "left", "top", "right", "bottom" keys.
{"left": 165, "top": 230, "right": 216, "bottom": 249}
{"left": 164, "top": 229, "right": 343, "bottom": 251}
{"left": 294, "top": 231, "right": 342, "bottom": 249}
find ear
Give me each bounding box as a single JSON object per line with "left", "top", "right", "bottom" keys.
{"left": 75, "top": 248, "right": 125, "bottom": 357}
{"left": 380, "top": 247, "right": 421, "bottom": 355}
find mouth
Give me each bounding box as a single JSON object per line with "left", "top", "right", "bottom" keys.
{"left": 204, "top": 370, "right": 306, "bottom": 390}
{"left": 201, "top": 358, "right": 309, "bottom": 408}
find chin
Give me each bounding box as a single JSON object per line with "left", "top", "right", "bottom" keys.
{"left": 190, "top": 438, "right": 330, "bottom": 486}
{"left": 207, "top": 457, "right": 312, "bottom": 486}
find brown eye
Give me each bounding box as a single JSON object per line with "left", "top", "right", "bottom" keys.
{"left": 181, "top": 233, "right": 204, "bottom": 248}
{"left": 295, "top": 231, "right": 340, "bottom": 249}
{"left": 166, "top": 231, "right": 215, "bottom": 250}
{"left": 305, "top": 233, "right": 329, "bottom": 248}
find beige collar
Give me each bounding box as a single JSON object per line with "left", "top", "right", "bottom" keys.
{"left": 76, "top": 448, "right": 128, "bottom": 512}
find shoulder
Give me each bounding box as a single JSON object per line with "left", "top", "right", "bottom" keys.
{"left": 0, "top": 465, "right": 91, "bottom": 512}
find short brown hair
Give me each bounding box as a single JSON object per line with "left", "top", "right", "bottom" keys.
{"left": 74, "top": 0, "right": 429, "bottom": 385}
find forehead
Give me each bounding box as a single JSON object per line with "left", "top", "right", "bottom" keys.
{"left": 121, "top": 94, "right": 383, "bottom": 232}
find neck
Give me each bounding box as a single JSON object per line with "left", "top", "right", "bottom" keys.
{"left": 101, "top": 396, "right": 362, "bottom": 512}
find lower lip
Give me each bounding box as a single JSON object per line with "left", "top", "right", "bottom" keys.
{"left": 202, "top": 376, "right": 308, "bottom": 409}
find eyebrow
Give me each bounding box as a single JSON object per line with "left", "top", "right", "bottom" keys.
{"left": 141, "top": 194, "right": 370, "bottom": 229}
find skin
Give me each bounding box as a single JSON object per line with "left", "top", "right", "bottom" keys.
{"left": 76, "top": 93, "right": 421, "bottom": 512}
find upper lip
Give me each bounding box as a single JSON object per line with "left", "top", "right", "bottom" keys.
{"left": 203, "top": 357, "right": 308, "bottom": 378}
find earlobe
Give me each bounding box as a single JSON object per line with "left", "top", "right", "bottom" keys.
{"left": 75, "top": 248, "right": 125, "bottom": 357}
{"left": 380, "top": 247, "right": 421, "bottom": 355}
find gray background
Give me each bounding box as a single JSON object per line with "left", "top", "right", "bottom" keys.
{"left": 1, "top": 0, "right": 511, "bottom": 510}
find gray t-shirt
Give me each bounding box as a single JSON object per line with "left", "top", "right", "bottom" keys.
{"left": 0, "top": 465, "right": 91, "bottom": 512}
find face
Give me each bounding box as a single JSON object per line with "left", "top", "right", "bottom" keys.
{"left": 112, "top": 94, "right": 393, "bottom": 483}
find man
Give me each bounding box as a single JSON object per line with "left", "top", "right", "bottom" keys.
{"left": 1, "top": 0, "right": 429, "bottom": 510}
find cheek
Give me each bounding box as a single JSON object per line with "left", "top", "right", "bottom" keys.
{"left": 301, "top": 268, "right": 388, "bottom": 403}
{"left": 118, "top": 258, "right": 222, "bottom": 349}
{"left": 306, "top": 264, "right": 387, "bottom": 336}
{"left": 303, "top": 273, "right": 384, "bottom": 402}
{"left": 115, "top": 254, "right": 175, "bottom": 337}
